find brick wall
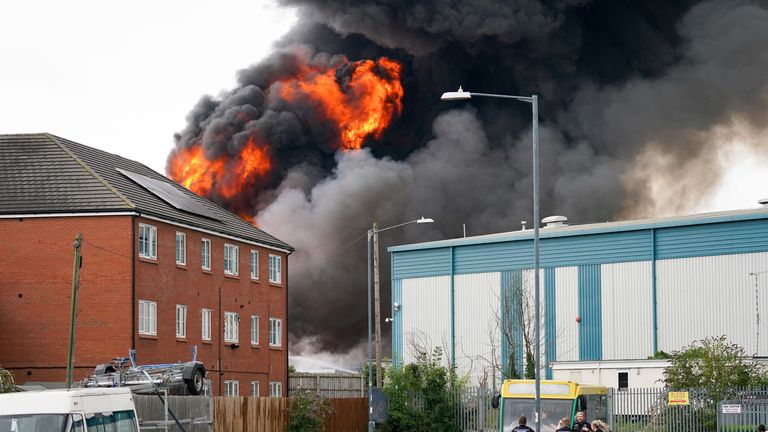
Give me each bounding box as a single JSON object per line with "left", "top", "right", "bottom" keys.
{"left": 133, "top": 217, "right": 288, "bottom": 396}
{"left": 0, "top": 215, "right": 133, "bottom": 384}
{"left": 0, "top": 215, "right": 289, "bottom": 396}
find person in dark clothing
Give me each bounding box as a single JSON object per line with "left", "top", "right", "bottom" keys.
{"left": 512, "top": 415, "right": 535, "bottom": 432}
{"left": 556, "top": 417, "right": 571, "bottom": 431}
{"left": 572, "top": 412, "right": 592, "bottom": 432}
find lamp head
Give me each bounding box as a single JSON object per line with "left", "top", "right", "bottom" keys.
{"left": 441, "top": 86, "right": 471, "bottom": 101}
{"left": 416, "top": 217, "right": 434, "bottom": 224}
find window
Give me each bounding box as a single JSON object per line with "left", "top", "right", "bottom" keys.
{"left": 202, "top": 308, "right": 212, "bottom": 341}
{"left": 251, "top": 381, "right": 260, "bottom": 397}
{"left": 224, "top": 312, "right": 239, "bottom": 343}
{"left": 175, "top": 232, "right": 186, "bottom": 265}
{"left": 176, "top": 305, "right": 187, "bottom": 338}
{"left": 201, "top": 239, "right": 211, "bottom": 270}
{"left": 224, "top": 380, "right": 239, "bottom": 396}
{"left": 138, "top": 300, "right": 157, "bottom": 335}
{"left": 618, "top": 371, "right": 629, "bottom": 390}
{"left": 250, "top": 250, "right": 259, "bottom": 279}
{"left": 269, "top": 255, "right": 282, "bottom": 284}
{"left": 224, "top": 244, "right": 239, "bottom": 275}
{"left": 85, "top": 410, "right": 138, "bottom": 432}
{"left": 269, "top": 318, "right": 282, "bottom": 347}
{"left": 269, "top": 382, "right": 282, "bottom": 397}
{"left": 138, "top": 223, "right": 157, "bottom": 259}
{"left": 250, "top": 315, "right": 259, "bottom": 345}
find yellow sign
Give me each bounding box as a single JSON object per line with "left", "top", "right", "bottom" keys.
{"left": 668, "top": 391, "right": 690, "bottom": 406}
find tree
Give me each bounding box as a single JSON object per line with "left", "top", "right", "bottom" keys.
{"left": 286, "top": 390, "right": 333, "bottom": 432}
{"left": 0, "top": 367, "right": 14, "bottom": 393}
{"left": 664, "top": 335, "right": 768, "bottom": 402}
{"left": 379, "top": 347, "right": 465, "bottom": 432}
{"left": 482, "top": 271, "right": 550, "bottom": 385}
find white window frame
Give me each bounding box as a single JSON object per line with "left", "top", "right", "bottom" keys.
{"left": 251, "top": 381, "right": 260, "bottom": 397}
{"left": 269, "top": 318, "right": 282, "bottom": 347}
{"left": 224, "top": 380, "right": 239, "bottom": 396}
{"left": 138, "top": 223, "right": 157, "bottom": 259}
{"left": 175, "top": 232, "right": 186, "bottom": 265}
{"left": 269, "top": 382, "right": 282, "bottom": 397}
{"left": 224, "top": 312, "right": 239, "bottom": 343}
{"left": 176, "top": 304, "right": 187, "bottom": 338}
{"left": 201, "top": 238, "right": 211, "bottom": 271}
{"left": 201, "top": 308, "right": 211, "bottom": 341}
{"left": 138, "top": 300, "right": 157, "bottom": 336}
{"left": 250, "top": 250, "right": 259, "bottom": 280}
{"left": 224, "top": 243, "right": 239, "bottom": 276}
{"left": 268, "top": 254, "right": 282, "bottom": 284}
{"left": 250, "top": 315, "right": 259, "bottom": 345}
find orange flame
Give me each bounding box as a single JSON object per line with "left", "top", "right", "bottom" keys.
{"left": 279, "top": 57, "right": 404, "bottom": 150}
{"left": 169, "top": 137, "right": 271, "bottom": 201}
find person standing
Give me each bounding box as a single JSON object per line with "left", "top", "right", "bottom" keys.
{"left": 572, "top": 412, "right": 592, "bottom": 432}
{"left": 556, "top": 417, "right": 571, "bottom": 431}
{"left": 512, "top": 415, "right": 535, "bottom": 432}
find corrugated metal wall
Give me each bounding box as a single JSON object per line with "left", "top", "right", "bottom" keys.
{"left": 601, "top": 261, "right": 653, "bottom": 359}
{"left": 555, "top": 266, "right": 579, "bottom": 361}
{"left": 454, "top": 272, "right": 500, "bottom": 382}
{"left": 657, "top": 252, "right": 768, "bottom": 355}
{"left": 401, "top": 275, "right": 451, "bottom": 364}
{"left": 578, "top": 265, "right": 602, "bottom": 360}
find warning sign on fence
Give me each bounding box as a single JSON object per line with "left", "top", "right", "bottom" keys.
{"left": 722, "top": 404, "right": 742, "bottom": 414}
{"left": 668, "top": 391, "right": 690, "bottom": 406}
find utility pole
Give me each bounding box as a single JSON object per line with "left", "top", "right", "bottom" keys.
{"left": 66, "top": 233, "right": 83, "bottom": 388}
{"left": 373, "top": 222, "right": 382, "bottom": 388}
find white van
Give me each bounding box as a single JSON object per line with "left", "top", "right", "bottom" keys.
{"left": 0, "top": 387, "right": 139, "bottom": 431}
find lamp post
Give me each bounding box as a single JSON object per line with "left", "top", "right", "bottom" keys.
{"left": 367, "top": 216, "right": 434, "bottom": 432}
{"left": 441, "top": 87, "right": 541, "bottom": 432}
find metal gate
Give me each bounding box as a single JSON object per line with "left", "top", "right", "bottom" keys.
{"left": 718, "top": 399, "right": 768, "bottom": 431}
{"left": 608, "top": 388, "right": 714, "bottom": 432}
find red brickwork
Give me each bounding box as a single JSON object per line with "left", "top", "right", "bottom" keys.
{"left": 0, "top": 215, "right": 288, "bottom": 396}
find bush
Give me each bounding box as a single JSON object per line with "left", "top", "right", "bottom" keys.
{"left": 378, "top": 347, "right": 465, "bottom": 432}
{"left": 286, "top": 390, "right": 333, "bottom": 432}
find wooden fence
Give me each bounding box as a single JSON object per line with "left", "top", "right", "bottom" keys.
{"left": 135, "top": 394, "right": 366, "bottom": 432}
{"left": 289, "top": 372, "right": 365, "bottom": 398}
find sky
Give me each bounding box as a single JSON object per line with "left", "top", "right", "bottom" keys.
{"left": 1, "top": 0, "right": 767, "bottom": 215}
{"left": 0, "top": 0, "right": 296, "bottom": 174}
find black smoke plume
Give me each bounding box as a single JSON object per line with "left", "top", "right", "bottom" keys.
{"left": 168, "top": 0, "right": 768, "bottom": 362}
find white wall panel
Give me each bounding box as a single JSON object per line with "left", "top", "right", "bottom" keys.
{"left": 521, "top": 269, "right": 547, "bottom": 367}
{"left": 402, "top": 275, "right": 451, "bottom": 365}
{"left": 601, "top": 261, "right": 653, "bottom": 359}
{"left": 455, "top": 272, "right": 501, "bottom": 384}
{"left": 555, "top": 267, "right": 579, "bottom": 361}
{"left": 657, "top": 252, "right": 768, "bottom": 355}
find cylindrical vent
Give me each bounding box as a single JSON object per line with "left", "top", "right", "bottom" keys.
{"left": 541, "top": 215, "right": 568, "bottom": 228}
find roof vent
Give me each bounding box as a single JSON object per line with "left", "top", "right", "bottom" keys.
{"left": 759, "top": 198, "right": 768, "bottom": 208}
{"left": 541, "top": 215, "right": 568, "bottom": 228}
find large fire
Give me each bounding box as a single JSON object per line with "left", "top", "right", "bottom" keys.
{"left": 168, "top": 56, "right": 403, "bottom": 216}
{"left": 169, "top": 137, "right": 271, "bottom": 200}
{"left": 279, "top": 56, "right": 404, "bottom": 150}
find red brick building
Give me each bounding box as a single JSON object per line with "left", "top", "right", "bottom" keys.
{"left": 0, "top": 134, "right": 293, "bottom": 396}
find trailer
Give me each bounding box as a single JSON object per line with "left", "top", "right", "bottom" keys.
{"left": 81, "top": 346, "right": 206, "bottom": 396}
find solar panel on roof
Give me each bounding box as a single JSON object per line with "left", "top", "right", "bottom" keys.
{"left": 116, "top": 168, "right": 222, "bottom": 221}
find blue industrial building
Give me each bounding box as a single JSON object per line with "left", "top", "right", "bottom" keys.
{"left": 388, "top": 207, "right": 768, "bottom": 384}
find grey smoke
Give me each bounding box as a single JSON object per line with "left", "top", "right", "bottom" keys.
{"left": 170, "top": 0, "right": 768, "bottom": 358}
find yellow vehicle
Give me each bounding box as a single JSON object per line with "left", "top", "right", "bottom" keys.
{"left": 491, "top": 380, "right": 608, "bottom": 431}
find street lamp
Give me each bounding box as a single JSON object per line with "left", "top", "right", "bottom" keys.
{"left": 442, "top": 86, "right": 542, "bottom": 432}
{"left": 367, "top": 216, "right": 434, "bottom": 432}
